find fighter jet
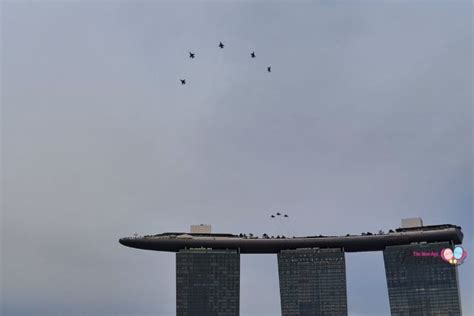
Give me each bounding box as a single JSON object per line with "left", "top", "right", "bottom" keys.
{"left": 267, "top": 66, "right": 271, "bottom": 72}
{"left": 284, "top": 214, "right": 288, "bottom": 218}
{"left": 219, "top": 41, "right": 224, "bottom": 49}
{"left": 180, "top": 79, "right": 186, "bottom": 85}
{"left": 251, "top": 51, "right": 256, "bottom": 58}
{"left": 189, "top": 52, "right": 195, "bottom": 58}
{"left": 276, "top": 212, "right": 281, "bottom": 216}
{"left": 271, "top": 215, "right": 275, "bottom": 218}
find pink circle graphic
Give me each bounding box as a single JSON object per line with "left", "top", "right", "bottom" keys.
{"left": 441, "top": 248, "right": 453, "bottom": 262}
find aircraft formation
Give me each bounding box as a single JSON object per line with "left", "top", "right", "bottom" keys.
{"left": 270, "top": 212, "right": 289, "bottom": 218}
{"left": 179, "top": 41, "right": 271, "bottom": 85}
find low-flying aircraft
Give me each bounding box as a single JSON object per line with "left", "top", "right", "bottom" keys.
{"left": 219, "top": 41, "right": 224, "bottom": 49}
{"left": 267, "top": 66, "right": 271, "bottom": 72}
{"left": 251, "top": 51, "right": 256, "bottom": 58}
{"left": 189, "top": 52, "right": 195, "bottom": 58}
{"left": 180, "top": 79, "right": 186, "bottom": 85}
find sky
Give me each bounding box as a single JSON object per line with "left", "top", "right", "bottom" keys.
{"left": 1, "top": 1, "right": 472, "bottom": 315}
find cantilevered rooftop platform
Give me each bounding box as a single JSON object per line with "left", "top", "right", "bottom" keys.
{"left": 119, "top": 224, "right": 463, "bottom": 254}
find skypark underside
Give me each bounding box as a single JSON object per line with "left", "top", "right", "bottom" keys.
{"left": 119, "top": 225, "right": 463, "bottom": 254}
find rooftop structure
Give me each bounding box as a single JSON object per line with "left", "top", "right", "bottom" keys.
{"left": 119, "top": 224, "right": 463, "bottom": 254}
{"left": 190, "top": 224, "right": 212, "bottom": 234}
{"left": 401, "top": 217, "right": 423, "bottom": 229}
{"left": 120, "top": 219, "right": 465, "bottom": 315}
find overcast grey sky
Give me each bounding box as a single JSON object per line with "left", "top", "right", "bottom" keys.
{"left": 1, "top": 1, "right": 472, "bottom": 315}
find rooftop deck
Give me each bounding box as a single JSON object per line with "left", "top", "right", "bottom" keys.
{"left": 119, "top": 224, "right": 463, "bottom": 254}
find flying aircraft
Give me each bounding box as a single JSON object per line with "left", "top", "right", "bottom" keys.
{"left": 251, "top": 51, "right": 256, "bottom": 58}
{"left": 219, "top": 41, "right": 224, "bottom": 49}
{"left": 267, "top": 66, "right": 271, "bottom": 72}
{"left": 276, "top": 212, "right": 281, "bottom": 216}
{"left": 189, "top": 52, "right": 195, "bottom": 58}
{"left": 180, "top": 79, "right": 186, "bottom": 85}
{"left": 284, "top": 214, "right": 288, "bottom": 218}
{"left": 271, "top": 215, "right": 275, "bottom": 218}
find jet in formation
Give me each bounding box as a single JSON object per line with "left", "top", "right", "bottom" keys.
{"left": 181, "top": 43, "right": 271, "bottom": 85}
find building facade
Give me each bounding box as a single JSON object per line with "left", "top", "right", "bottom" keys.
{"left": 176, "top": 249, "right": 240, "bottom": 316}
{"left": 278, "top": 248, "right": 348, "bottom": 316}
{"left": 120, "top": 221, "right": 465, "bottom": 314}
{"left": 383, "top": 242, "right": 462, "bottom": 316}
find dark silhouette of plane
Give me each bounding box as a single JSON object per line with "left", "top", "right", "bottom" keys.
{"left": 271, "top": 215, "right": 275, "bottom": 218}
{"left": 189, "top": 52, "right": 195, "bottom": 58}
{"left": 180, "top": 79, "right": 186, "bottom": 85}
{"left": 267, "top": 66, "right": 271, "bottom": 72}
{"left": 219, "top": 41, "right": 224, "bottom": 49}
{"left": 284, "top": 214, "right": 288, "bottom": 218}
{"left": 251, "top": 51, "right": 256, "bottom": 58}
{"left": 276, "top": 212, "right": 281, "bottom": 216}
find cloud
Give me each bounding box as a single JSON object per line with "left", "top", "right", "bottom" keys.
{"left": 2, "top": 1, "right": 472, "bottom": 315}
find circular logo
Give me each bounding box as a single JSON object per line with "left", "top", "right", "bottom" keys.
{"left": 453, "top": 246, "right": 463, "bottom": 259}
{"left": 441, "top": 246, "right": 467, "bottom": 265}
{"left": 441, "top": 248, "right": 453, "bottom": 261}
